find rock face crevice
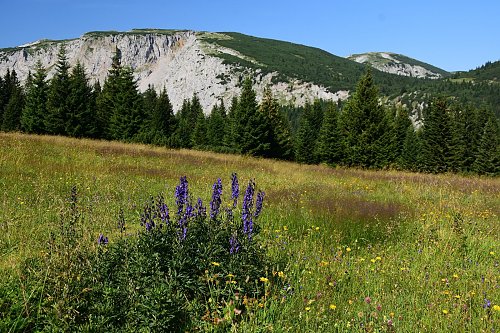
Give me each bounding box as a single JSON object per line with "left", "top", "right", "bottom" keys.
{"left": 0, "top": 30, "right": 345, "bottom": 113}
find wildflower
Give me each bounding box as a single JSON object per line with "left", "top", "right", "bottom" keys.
{"left": 242, "top": 180, "right": 255, "bottom": 239}
{"left": 156, "top": 194, "right": 170, "bottom": 224}
{"left": 260, "top": 277, "right": 269, "bottom": 283}
{"left": 211, "top": 262, "right": 220, "bottom": 266}
{"left": 231, "top": 172, "right": 239, "bottom": 207}
{"left": 490, "top": 251, "right": 495, "bottom": 256}
{"left": 442, "top": 309, "right": 448, "bottom": 315}
{"left": 229, "top": 233, "right": 240, "bottom": 254}
{"left": 389, "top": 312, "right": 395, "bottom": 318}
{"left": 278, "top": 271, "right": 285, "bottom": 278}
{"left": 453, "top": 273, "right": 459, "bottom": 279}
{"left": 305, "top": 307, "right": 311, "bottom": 311}
{"left": 484, "top": 299, "right": 491, "bottom": 309}
{"left": 175, "top": 176, "right": 189, "bottom": 216}
{"left": 493, "top": 305, "right": 500, "bottom": 312}
{"left": 365, "top": 296, "right": 372, "bottom": 304}
{"left": 210, "top": 178, "right": 222, "bottom": 220}
{"left": 376, "top": 256, "right": 382, "bottom": 261}
{"left": 346, "top": 247, "right": 351, "bottom": 252}
{"left": 376, "top": 304, "right": 382, "bottom": 311}
{"left": 254, "top": 190, "right": 265, "bottom": 219}
{"left": 387, "top": 319, "right": 393, "bottom": 327}
{"left": 97, "top": 233, "right": 108, "bottom": 245}
{"left": 329, "top": 304, "right": 337, "bottom": 310}
{"left": 195, "top": 198, "right": 206, "bottom": 218}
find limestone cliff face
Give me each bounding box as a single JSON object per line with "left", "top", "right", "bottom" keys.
{"left": 0, "top": 30, "right": 345, "bottom": 113}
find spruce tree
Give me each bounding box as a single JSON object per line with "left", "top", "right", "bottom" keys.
{"left": 224, "top": 96, "right": 239, "bottom": 151}
{"left": 338, "top": 68, "right": 388, "bottom": 168}
{"left": 235, "top": 78, "right": 271, "bottom": 156}
{"left": 46, "top": 45, "right": 70, "bottom": 135}
{"left": 420, "top": 98, "right": 453, "bottom": 173}
{"left": 66, "top": 62, "right": 97, "bottom": 138}
{"left": 150, "top": 87, "right": 175, "bottom": 145}
{"left": 473, "top": 116, "right": 500, "bottom": 175}
{"left": 315, "top": 102, "right": 342, "bottom": 165}
{"left": 295, "top": 102, "right": 317, "bottom": 163}
{"left": 173, "top": 98, "right": 193, "bottom": 148}
{"left": 401, "top": 126, "right": 423, "bottom": 171}
{"left": 259, "top": 87, "right": 294, "bottom": 159}
{"left": 207, "top": 101, "right": 227, "bottom": 149}
{"left": 2, "top": 82, "right": 24, "bottom": 131}
{"left": 192, "top": 111, "right": 208, "bottom": 147}
{"left": 21, "top": 61, "right": 48, "bottom": 134}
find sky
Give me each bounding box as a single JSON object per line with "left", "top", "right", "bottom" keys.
{"left": 0, "top": 0, "right": 498, "bottom": 72}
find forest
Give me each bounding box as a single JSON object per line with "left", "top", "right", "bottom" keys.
{"left": 0, "top": 46, "right": 498, "bottom": 175}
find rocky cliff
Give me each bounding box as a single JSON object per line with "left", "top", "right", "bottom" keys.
{"left": 0, "top": 30, "right": 346, "bottom": 113}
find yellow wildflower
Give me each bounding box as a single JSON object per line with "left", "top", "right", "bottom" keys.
{"left": 453, "top": 273, "right": 459, "bottom": 279}
{"left": 259, "top": 277, "right": 269, "bottom": 283}
{"left": 211, "top": 262, "right": 220, "bottom": 266}
{"left": 329, "top": 304, "right": 337, "bottom": 310}
{"left": 305, "top": 307, "right": 311, "bottom": 311}
{"left": 493, "top": 305, "right": 500, "bottom": 312}
{"left": 278, "top": 271, "right": 285, "bottom": 278}
{"left": 376, "top": 256, "right": 382, "bottom": 261}
{"left": 442, "top": 309, "right": 449, "bottom": 315}
{"left": 346, "top": 247, "right": 352, "bottom": 252}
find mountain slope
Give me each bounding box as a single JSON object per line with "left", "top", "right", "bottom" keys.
{"left": 348, "top": 52, "right": 449, "bottom": 79}
{"left": 452, "top": 60, "right": 500, "bottom": 82}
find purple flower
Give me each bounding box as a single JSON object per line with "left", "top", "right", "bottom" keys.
{"left": 210, "top": 178, "right": 222, "bottom": 220}
{"left": 159, "top": 202, "right": 169, "bottom": 224}
{"left": 229, "top": 233, "right": 240, "bottom": 254}
{"left": 178, "top": 203, "right": 193, "bottom": 240}
{"left": 254, "top": 191, "right": 265, "bottom": 219}
{"left": 231, "top": 172, "right": 239, "bottom": 208}
{"left": 242, "top": 180, "right": 255, "bottom": 239}
{"left": 484, "top": 299, "right": 491, "bottom": 309}
{"left": 97, "top": 233, "right": 108, "bottom": 245}
{"left": 195, "top": 197, "right": 206, "bottom": 218}
{"left": 175, "top": 176, "right": 189, "bottom": 216}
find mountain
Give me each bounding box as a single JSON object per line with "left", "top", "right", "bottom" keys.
{"left": 0, "top": 29, "right": 351, "bottom": 112}
{"left": 452, "top": 60, "right": 500, "bottom": 82}
{"left": 347, "top": 52, "right": 449, "bottom": 79}
{"left": 1, "top": 29, "right": 499, "bottom": 119}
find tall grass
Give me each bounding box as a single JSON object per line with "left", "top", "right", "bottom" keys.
{"left": 1, "top": 132, "right": 499, "bottom": 331}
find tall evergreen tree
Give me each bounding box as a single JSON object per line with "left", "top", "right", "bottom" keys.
{"left": 401, "top": 126, "right": 423, "bottom": 171}
{"left": 2, "top": 80, "right": 24, "bottom": 131}
{"left": 420, "top": 98, "right": 454, "bottom": 173}
{"left": 224, "top": 96, "right": 239, "bottom": 150}
{"left": 150, "top": 87, "right": 175, "bottom": 145}
{"left": 473, "top": 115, "right": 500, "bottom": 175}
{"left": 207, "top": 101, "right": 227, "bottom": 149}
{"left": 259, "top": 87, "right": 294, "bottom": 159}
{"left": 45, "top": 45, "right": 71, "bottom": 135}
{"left": 192, "top": 111, "right": 208, "bottom": 147}
{"left": 315, "top": 102, "right": 342, "bottom": 165}
{"left": 21, "top": 61, "right": 48, "bottom": 134}
{"left": 234, "top": 78, "right": 271, "bottom": 156}
{"left": 338, "top": 68, "right": 388, "bottom": 168}
{"left": 295, "top": 102, "right": 317, "bottom": 163}
{"left": 66, "top": 62, "right": 97, "bottom": 138}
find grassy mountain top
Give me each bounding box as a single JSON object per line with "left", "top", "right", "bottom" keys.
{"left": 453, "top": 60, "right": 500, "bottom": 82}
{"left": 200, "top": 32, "right": 420, "bottom": 94}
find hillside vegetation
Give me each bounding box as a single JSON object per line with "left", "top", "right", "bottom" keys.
{"left": 1, "top": 133, "right": 499, "bottom": 331}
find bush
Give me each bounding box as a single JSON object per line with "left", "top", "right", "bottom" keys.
{"left": 8, "top": 174, "right": 276, "bottom": 332}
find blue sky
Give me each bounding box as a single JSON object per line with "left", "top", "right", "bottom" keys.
{"left": 1, "top": 0, "right": 498, "bottom": 72}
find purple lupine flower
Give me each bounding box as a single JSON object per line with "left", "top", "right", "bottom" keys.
{"left": 159, "top": 202, "right": 169, "bottom": 224}
{"left": 195, "top": 197, "right": 206, "bottom": 218}
{"left": 178, "top": 203, "right": 193, "bottom": 240}
{"left": 210, "top": 178, "right": 222, "bottom": 220}
{"left": 242, "top": 180, "right": 255, "bottom": 239}
{"left": 254, "top": 190, "right": 265, "bottom": 219}
{"left": 231, "top": 172, "right": 239, "bottom": 208}
{"left": 140, "top": 200, "right": 155, "bottom": 231}
{"left": 97, "top": 233, "right": 108, "bottom": 245}
{"left": 229, "top": 233, "right": 240, "bottom": 254}
{"left": 175, "top": 176, "right": 189, "bottom": 216}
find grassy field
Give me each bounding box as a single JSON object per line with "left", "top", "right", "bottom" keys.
{"left": 1, "top": 132, "right": 499, "bottom": 332}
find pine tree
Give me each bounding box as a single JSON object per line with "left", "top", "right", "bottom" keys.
{"left": 173, "top": 98, "right": 193, "bottom": 148}
{"left": 207, "top": 101, "right": 227, "bottom": 149}
{"left": 192, "top": 112, "right": 208, "bottom": 147}
{"left": 224, "top": 96, "right": 239, "bottom": 151}
{"left": 420, "top": 98, "right": 453, "bottom": 173}
{"left": 295, "top": 102, "right": 317, "bottom": 163}
{"left": 150, "top": 87, "right": 175, "bottom": 145}
{"left": 45, "top": 45, "right": 70, "bottom": 135}
{"left": 2, "top": 82, "right": 24, "bottom": 131}
{"left": 473, "top": 116, "right": 500, "bottom": 175}
{"left": 235, "top": 78, "right": 271, "bottom": 156}
{"left": 401, "top": 126, "right": 423, "bottom": 171}
{"left": 259, "top": 87, "right": 294, "bottom": 159}
{"left": 315, "top": 102, "right": 342, "bottom": 165}
{"left": 66, "top": 62, "right": 97, "bottom": 138}
{"left": 338, "top": 68, "right": 388, "bottom": 168}
{"left": 21, "top": 61, "right": 48, "bottom": 134}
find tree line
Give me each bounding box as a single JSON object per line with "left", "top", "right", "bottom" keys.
{"left": 1, "top": 46, "right": 498, "bottom": 175}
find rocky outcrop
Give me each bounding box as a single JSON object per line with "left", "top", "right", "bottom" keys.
{"left": 0, "top": 30, "right": 346, "bottom": 113}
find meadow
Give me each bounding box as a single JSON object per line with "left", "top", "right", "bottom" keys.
{"left": 0, "top": 132, "right": 499, "bottom": 332}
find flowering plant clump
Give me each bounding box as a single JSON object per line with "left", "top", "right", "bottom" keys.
{"left": 87, "top": 174, "right": 272, "bottom": 331}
